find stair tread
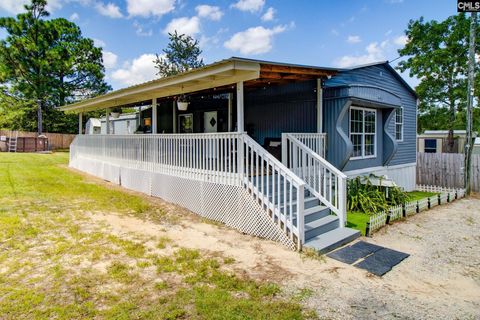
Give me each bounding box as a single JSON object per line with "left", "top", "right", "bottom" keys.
{"left": 304, "top": 205, "right": 328, "bottom": 216}
{"left": 305, "top": 215, "right": 337, "bottom": 230}
{"left": 304, "top": 228, "right": 361, "bottom": 253}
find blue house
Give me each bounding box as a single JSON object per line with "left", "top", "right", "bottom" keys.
{"left": 62, "top": 57, "right": 417, "bottom": 253}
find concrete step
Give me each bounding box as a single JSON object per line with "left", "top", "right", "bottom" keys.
{"left": 305, "top": 215, "right": 339, "bottom": 240}
{"left": 304, "top": 205, "right": 330, "bottom": 223}
{"left": 304, "top": 228, "right": 361, "bottom": 254}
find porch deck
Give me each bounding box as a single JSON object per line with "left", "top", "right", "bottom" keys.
{"left": 70, "top": 132, "right": 359, "bottom": 251}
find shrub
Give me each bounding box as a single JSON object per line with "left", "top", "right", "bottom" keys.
{"left": 347, "top": 174, "right": 410, "bottom": 214}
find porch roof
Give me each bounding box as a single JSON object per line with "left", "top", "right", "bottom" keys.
{"left": 60, "top": 57, "right": 338, "bottom": 113}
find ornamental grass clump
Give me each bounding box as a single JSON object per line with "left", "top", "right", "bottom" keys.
{"left": 347, "top": 175, "right": 410, "bottom": 214}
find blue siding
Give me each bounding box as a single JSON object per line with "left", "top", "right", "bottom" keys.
{"left": 324, "top": 64, "right": 417, "bottom": 170}
{"left": 244, "top": 81, "right": 317, "bottom": 145}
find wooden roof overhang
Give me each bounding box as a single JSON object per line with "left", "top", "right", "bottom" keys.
{"left": 60, "top": 57, "right": 339, "bottom": 114}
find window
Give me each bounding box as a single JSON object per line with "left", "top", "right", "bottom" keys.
{"left": 350, "top": 107, "right": 376, "bottom": 159}
{"left": 395, "top": 108, "right": 403, "bottom": 141}
{"left": 424, "top": 139, "right": 437, "bottom": 153}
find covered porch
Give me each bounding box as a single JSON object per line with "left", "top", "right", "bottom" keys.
{"left": 62, "top": 58, "right": 352, "bottom": 252}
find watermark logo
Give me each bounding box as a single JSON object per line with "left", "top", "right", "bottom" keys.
{"left": 458, "top": 1, "right": 480, "bottom": 12}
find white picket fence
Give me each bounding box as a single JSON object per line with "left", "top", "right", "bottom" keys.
{"left": 367, "top": 184, "right": 466, "bottom": 235}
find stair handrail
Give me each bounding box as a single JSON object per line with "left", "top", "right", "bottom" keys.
{"left": 284, "top": 132, "right": 327, "bottom": 158}
{"left": 241, "top": 133, "right": 306, "bottom": 248}
{"left": 282, "top": 133, "right": 347, "bottom": 227}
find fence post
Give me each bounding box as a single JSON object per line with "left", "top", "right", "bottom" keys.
{"left": 447, "top": 192, "right": 450, "bottom": 203}
{"left": 386, "top": 210, "right": 392, "bottom": 225}
{"left": 402, "top": 203, "right": 406, "bottom": 218}
{"left": 437, "top": 193, "right": 441, "bottom": 205}
{"left": 427, "top": 197, "right": 431, "bottom": 209}
{"left": 416, "top": 200, "right": 419, "bottom": 213}
{"left": 365, "top": 221, "right": 370, "bottom": 237}
{"left": 455, "top": 190, "right": 458, "bottom": 200}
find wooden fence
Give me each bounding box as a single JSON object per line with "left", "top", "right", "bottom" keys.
{"left": 416, "top": 152, "right": 480, "bottom": 192}
{"left": 0, "top": 130, "right": 76, "bottom": 150}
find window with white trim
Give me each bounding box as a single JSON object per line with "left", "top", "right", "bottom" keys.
{"left": 395, "top": 107, "right": 403, "bottom": 141}
{"left": 350, "top": 107, "right": 376, "bottom": 159}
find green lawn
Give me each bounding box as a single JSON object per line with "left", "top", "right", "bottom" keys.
{"left": 0, "top": 152, "right": 316, "bottom": 320}
{"left": 346, "top": 191, "right": 439, "bottom": 235}
{"left": 347, "top": 211, "right": 370, "bottom": 236}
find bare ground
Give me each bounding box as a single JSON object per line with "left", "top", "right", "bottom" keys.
{"left": 86, "top": 175, "right": 480, "bottom": 320}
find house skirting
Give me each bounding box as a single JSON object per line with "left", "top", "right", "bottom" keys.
{"left": 343, "top": 162, "right": 416, "bottom": 191}
{"left": 70, "top": 155, "right": 296, "bottom": 250}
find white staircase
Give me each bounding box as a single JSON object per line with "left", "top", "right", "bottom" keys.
{"left": 281, "top": 133, "right": 360, "bottom": 253}
{"left": 8, "top": 131, "right": 18, "bottom": 152}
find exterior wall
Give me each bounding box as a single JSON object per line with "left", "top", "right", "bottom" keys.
{"left": 244, "top": 81, "right": 317, "bottom": 146}
{"left": 100, "top": 114, "right": 138, "bottom": 135}
{"left": 325, "top": 64, "right": 417, "bottom": 167}
{"left": 344, "top": 162, "right": 417, "bottom": 191}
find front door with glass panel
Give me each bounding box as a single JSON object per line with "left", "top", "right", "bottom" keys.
{"left": 204, "top": 111, "right": 218, "bottom": 133}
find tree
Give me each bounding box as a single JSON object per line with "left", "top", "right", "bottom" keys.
{"left": 0, "top": 0, "right": 110, "bottom": 134}
{"left": 154, "top": 31, "right": 204, "bottom": 77}
{"left": 397, "top": 13, "right": 479, "bottom": 152}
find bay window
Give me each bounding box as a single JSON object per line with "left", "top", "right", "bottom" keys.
{"left": 350, "top": 106, "right": 376, "bottom": 159}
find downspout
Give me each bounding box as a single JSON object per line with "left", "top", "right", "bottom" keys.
{"left": 317, "top": 79, "right": 323, "bottom": 133}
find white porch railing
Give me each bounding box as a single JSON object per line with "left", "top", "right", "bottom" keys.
{"left": 241, "top": 134, "right": 305, "bottom": 247}
{"left": 281, "top": 133, "right": 347, "bottom": 227}
{"left": 70, "top": 133, "right": 306, "bottom": 248}
{"left": 283, "top": 133, "right": 327, "bottom": 158}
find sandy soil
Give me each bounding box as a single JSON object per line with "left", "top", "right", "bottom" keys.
{"left": 87, "top": 184, "right": 480, "bottom": 320}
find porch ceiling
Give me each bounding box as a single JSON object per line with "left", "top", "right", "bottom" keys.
{"left": 61, "top": 57, "right": 338, "bottom": 113}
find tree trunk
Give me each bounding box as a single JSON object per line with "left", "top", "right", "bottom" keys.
{"left": 37, "top": 98, "right": 43, "bottom": 135}
{"left": 446, "top": 94, "right": 456, "bottom": 153}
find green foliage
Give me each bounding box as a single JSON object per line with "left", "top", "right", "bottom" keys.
{"left": 154, "top": 31, "right": 204, "bottom": 77}
{"left": 347, "top": 175, "right": 410, "bottom": 214}
{"left": 397, "top": 13, "right": 480, "bottom": 141}
{"left": 0, "top": 0, "right": 111, "bottom": 133}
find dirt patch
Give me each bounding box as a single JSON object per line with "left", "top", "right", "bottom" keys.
{"left": 90, "top": 193, "right": 480, "bottom": 319}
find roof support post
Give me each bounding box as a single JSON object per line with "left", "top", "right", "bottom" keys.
{"left": 228, "top": 93, "right": 233, "bottom": 132}
{"left": 317, "top": 78, "right": 323, "bottom": 133}
{"left": 172, "top": 100, "right": 177, "bottom": 133}
{"left": 152, "top": 98, "right": 157, "bottom": 134}
{"left": 106, "top": 108, "right": 110, "bottom": 134}
{"left": 78, "top": 112, "right": 83, "bottom": 135}
{"left": 236, "top": 81, "right": 244, "bottom": 132}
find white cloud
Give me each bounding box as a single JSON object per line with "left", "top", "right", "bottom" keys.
{"left": 133, "top": 21, "right": 153, "bottom": 36}
{"left": 93, "top": 38, "right": 106, "bottom": 47}
{"left": 0, "top": 0, "right": 61, "bottom": 14}
{"left": 103, "top": 51, "right": 118, "bottom": 69}
{"left": 231, "top": 0, "right": 264, "bottom": 12}
{"left": 335, "top": 41, "right": 388, "bottom": 68}
{"left": 261, "top": 7, "right": 275, "bottom": 21}
{"left": 70, "top": 12, "right": 80, "bottom": 21}
{"left": 394, "top": 35, "right": 408, "bottom": 46}
{"left": 347, "top": 35, "right": 361, "bottom": 44}
{"left": 127, "top": 0, "right": 175, "bottom": 18}
{"left": 95, "top": 2, "right": 123, "bottom": 18}
{"left": 164, "top": 16, "right": 201, "bottom": 36}
{"left": 224, "top": 25, "right": 286, "bottom": 55}
{"left": 111, "top": 54, "right": 158, "bottom": 87}
{"left": 195, "top": 5, "right": 223, "bottom": 21}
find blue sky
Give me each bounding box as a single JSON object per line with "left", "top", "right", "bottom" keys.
{"left": 0, "top": 0, "right": 456, "bottom": 90}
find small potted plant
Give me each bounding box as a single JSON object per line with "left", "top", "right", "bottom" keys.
{"left": 177, "top": 95, "right": 189, "bottom": 111}
{"left": 110, "top": 107, "right": 122, "bottom": 119}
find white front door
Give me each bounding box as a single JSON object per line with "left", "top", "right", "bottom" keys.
{"left": 204, "top": 111, "right": 218, "bottom": 133}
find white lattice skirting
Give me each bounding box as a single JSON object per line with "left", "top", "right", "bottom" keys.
{"left": 71, "top": 156, "right": 296, "bottom": 250}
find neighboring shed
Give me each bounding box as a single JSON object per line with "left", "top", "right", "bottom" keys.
{"left": 99, "top": 112, "right": 139, "bottom": 135}
{"left": 417, "top": 130, "right": 470, "bottom": 154}
{"left": 85, "top": 118, "right": 101, "bottom": 134}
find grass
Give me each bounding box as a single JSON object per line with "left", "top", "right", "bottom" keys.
{"left": 0, "top": 152, "right": 316, "bottom": 320}
{"left": 347, "top": 211, "right": 370, "bottom": 236}
{"left": 347, "top": 191, "right": 439, "bottom": 235}
{"left": 407, "top": 191, "right": 438, "bottom": 201}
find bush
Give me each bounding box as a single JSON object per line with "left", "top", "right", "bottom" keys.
{"left": 347, "top": 175, "right": 410, "bottom": 214}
